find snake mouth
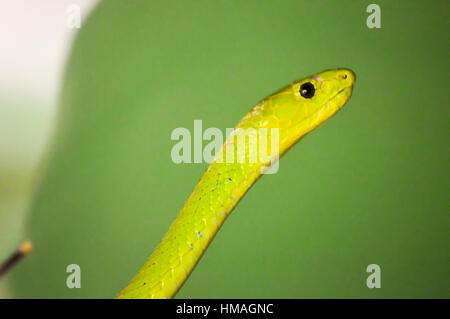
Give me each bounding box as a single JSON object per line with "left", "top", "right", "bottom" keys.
{"left": 329, "top": 85, "right": 354, "bottom": 110}
{"left": 323, "top": 69, "right": 356, "bottom": 109}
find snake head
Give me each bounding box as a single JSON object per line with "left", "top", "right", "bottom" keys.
{"left": 297, "top": 68, "right": 356, "bottom": 113}
{"left": 236, "top": 68, "right": 356, "bottom": 157}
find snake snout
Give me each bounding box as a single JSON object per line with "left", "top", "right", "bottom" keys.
{"left": 338, "top": 69, "right": 356, "bottom": 86}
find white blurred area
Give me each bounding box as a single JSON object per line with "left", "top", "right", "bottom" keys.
{"left": 0, "top": 0, "right": 98, "bottom": 297}
{"left": 0, "top": 0, "right": 99, "bottom": 164}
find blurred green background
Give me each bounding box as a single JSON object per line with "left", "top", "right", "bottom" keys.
{"left": 2, "top": 0, "right": 448, "bottom": 298}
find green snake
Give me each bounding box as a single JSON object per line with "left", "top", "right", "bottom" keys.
{"left": 117, "top": 68, "right": 356, "bottom": 298}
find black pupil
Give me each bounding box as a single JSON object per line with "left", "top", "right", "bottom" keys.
{"left": 300, "top": 82, "right": 315, "bottom": 98}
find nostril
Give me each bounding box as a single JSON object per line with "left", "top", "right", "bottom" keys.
{"left": 339, "top": 69, "right": 356, "bottom": 83}
{"left": 336, "top": 69, "right": 356, "bottom": 85}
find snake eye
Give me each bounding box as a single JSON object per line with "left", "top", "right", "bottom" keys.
{"left": 299, "top": 82, "right": 315, "bottom": 99}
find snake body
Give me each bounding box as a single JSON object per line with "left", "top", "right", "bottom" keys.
{"left": 117, "top": 68, "right": 356, "bottom": 298}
